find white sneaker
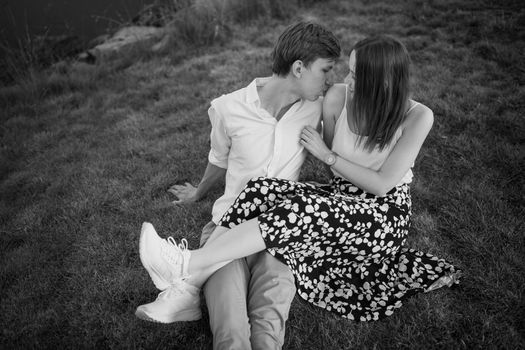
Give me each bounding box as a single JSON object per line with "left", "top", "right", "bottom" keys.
{"left": 135, "top": 279, "right": 202, "bottom": 323}
{"left": 139, "top": 222, "right": 191, "bottom": 290}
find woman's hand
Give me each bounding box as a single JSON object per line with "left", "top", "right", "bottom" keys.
{"left": 300, "top": 126, "right": 332, "bottom": 161}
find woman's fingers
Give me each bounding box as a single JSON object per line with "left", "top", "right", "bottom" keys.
{"left": 302, "top": 126, "right": 314, "bottom": 135}
{"left": 300, "top": 131, "right": 310, "bottom": 141}
{"left": 301, "top": 126, "right": 318, "bottom": 137}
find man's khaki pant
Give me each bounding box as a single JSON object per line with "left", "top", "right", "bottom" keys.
{"left": 201, "top": 221, "right": 296, "bottom": 350}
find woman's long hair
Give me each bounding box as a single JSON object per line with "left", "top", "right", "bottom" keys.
{"left": 351, "top": 36, "right": 410, "bottom": 151}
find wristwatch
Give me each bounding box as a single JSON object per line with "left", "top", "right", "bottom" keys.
{"left": 324, "top": 152, "right": 338, "bottom": 166}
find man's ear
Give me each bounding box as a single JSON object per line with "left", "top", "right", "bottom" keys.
{"left": 291, "top": 60, "right": 304, "bottom": 78}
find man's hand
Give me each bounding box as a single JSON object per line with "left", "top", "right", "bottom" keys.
{"left": 168, "top": 182, "right": 198, "bottom": 205}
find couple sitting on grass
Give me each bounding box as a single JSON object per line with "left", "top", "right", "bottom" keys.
{"left": 135, "top": 22, "right": 461, "bottom": 349}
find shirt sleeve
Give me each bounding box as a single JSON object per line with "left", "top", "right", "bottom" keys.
{"left": 207, "top": 104, "right": 230, "bottom": 169}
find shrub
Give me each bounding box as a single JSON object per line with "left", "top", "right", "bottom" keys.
{"left": 160, "top": 0, "right": 298, "bottom": 53}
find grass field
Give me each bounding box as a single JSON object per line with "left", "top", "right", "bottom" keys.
{"left": 1, "top": 0, "right": 524, "bottom": 348}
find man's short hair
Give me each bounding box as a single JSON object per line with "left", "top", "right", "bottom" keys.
{"left": 271, "top": 22, "right": 341, "bottom": 76}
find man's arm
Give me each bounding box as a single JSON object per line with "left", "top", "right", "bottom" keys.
{"left": 169, "top": 102, "right": 229, "bottom": 204}
{"left": 168, "top": 162, "right": 226, "bottom": 204}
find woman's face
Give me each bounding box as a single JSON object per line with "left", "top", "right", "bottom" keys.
{"left": 344, "top": 50, "right": 357, "bottom": 94}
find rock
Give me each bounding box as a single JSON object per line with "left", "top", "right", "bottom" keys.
{"left": 90, "top": 26, "right": 166, "bottom": 59}
{"left": 151, "top": 34, "right": 171, "bottom": 52}
{"left": 77, "top": 51, "right": 97, "bottom": 64}
{"left": 88, "top": 34, "right": 111, "bottom": 48}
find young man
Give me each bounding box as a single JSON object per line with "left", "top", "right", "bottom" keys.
{"left": 136, "top": 22, "right": 340, "bottom": 350}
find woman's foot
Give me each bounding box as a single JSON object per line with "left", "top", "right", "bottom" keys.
{"left": 139, "top": 222, "right": 191, "bottom": 290}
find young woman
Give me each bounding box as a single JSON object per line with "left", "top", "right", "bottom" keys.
{"left": 138, "top": 35, "right": 460, "bottom": 322}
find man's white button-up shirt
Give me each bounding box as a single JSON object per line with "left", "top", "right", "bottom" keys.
{"left": 208, "top": 77, "right": 322, "bottom": 224}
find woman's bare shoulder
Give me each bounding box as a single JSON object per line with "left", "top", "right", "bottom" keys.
{"left": 323, "top": 84, "right": 347, "bottom": 120}
{"left": 404, "top": 100, "right": 434, "bottom": 130}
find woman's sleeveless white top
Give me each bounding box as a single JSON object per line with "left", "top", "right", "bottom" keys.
{"left": 331, "top": 86, "right": 416, "bottom": 186}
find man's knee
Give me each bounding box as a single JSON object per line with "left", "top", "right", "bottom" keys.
{"left": 204, "top": 259, "right": 252, "bottom": 350}
{"left": 247, "top": 253, "right": 296, "bottom": 350}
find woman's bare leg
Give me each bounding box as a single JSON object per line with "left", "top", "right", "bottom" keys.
{"left": 184, "top": 225, "right": 229, "bottom": 287}
{"left": 185, "top": 218, "right": 266, "bottom": 287}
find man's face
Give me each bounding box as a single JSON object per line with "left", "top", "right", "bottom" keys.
{"left": 343, "top": 50, "right": 356, "bottom": 94}
{"left": 299, "top": 58, "right": 336, "bottom": 101}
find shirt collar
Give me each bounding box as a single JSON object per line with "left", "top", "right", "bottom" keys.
{"left": 246, "top": 77, "right": 272, "bottom": 105}
{"left": 246, "top": 77, "right": 307, "bottom": 112}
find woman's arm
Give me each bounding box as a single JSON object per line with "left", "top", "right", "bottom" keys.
{"left": 322, "top": 84, "right": 346, "bottom": 148}
{"left": 319, "top": 84, "right": 346, "bottom": 173}
{"left": 301, "top": 103, "right": 434, "bottom": 196}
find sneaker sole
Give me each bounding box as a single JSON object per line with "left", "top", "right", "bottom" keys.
{"left": 139, "top": 222, "right": 171, "bottom": 291}
{"left": 135, "top": 307, "right": 202, "bottom": 323}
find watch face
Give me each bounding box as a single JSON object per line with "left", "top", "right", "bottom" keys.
{"left": 326, "top": 154, "right": 336, "bottom": 165}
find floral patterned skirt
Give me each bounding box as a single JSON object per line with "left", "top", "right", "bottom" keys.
{"left": 218, "top": 176, "right": 460, "bottom": 321}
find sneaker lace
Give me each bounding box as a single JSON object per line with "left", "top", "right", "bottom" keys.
{"left": 159, "top": 278, "right": 187, "bottom": 298}
{"left": 163, "top": 237, "right": 188, "bottom": 263}
{"left": 163, "top": 237, "right": 190, "bottom": 278}
{"left": 168, "top": 278, "right": 188, "bottom": 296}
{"left": 177, "top": 238, "right": 189, "bottom": 252}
